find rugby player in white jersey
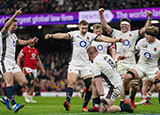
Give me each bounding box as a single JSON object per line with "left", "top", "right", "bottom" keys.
{"left": 0, "top": 8, "right": 38, "bottom": 113}
{"left": 99, "top": 8, "right": 152, "bottom": 108}
{"left": 86, "top": 24, "right": 115, "bottom": 112}
{"left": 87, "top": 46, "right": 133, "bottom": 113}
{"left": 91, "top": 24, "right": 115, "bottom": 60}
{"left": 45, "top": 20, "right": 123, "bottom": 111}
{"left": 123, "top": 26, "right": 160, "bottom": 108}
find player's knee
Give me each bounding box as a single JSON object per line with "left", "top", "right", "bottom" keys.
{"left": 84, "top": 78, "right": 92, "bottom": 90}
{"left": 20, "top": 79, "right": 28, "bottom": 87}
{"left": 123, "top": 77, "right": 130, "bottom": 84}
{"left": 126, "top": 71, "right": 135, "bottom": 80}
{"left": 67, "top": 79, "right": 75, "bottom": 87}
{"left": 155, "top": 79, "right": 160, "bottom": 91}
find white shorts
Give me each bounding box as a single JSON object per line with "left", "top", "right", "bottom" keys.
{"left": 134, "top": 64, "right": 159, "bottom": 81}
{"left": 117, "top": 62, "right": 135, "bottom": 75}
{"left": 0, "top": 60, "right": 22, "bottom": 74}
{"left": 68, "top": 64, "right": 92, "bottom": 78}
{"left": 23, "top": 67, "right": 37, "bottom": 78}
{"left": 103, "top": 83, "right": 122, "bottom": 101}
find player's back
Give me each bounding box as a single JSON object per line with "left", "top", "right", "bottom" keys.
{"left": 93, "top": 54, "right": 122, "bottom": 87}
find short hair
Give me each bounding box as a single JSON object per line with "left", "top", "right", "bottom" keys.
{"left": 145, "top": 26, "right": 159, "bottom": 37}
{"left": 4, "top": 18, "right": 17, "bottom": 24}
{"left": 93, "top": 24, "right": 102, "bottom": 30}
{"left": 87, "top": 46, "right": 98, "bottom": 56}
{"left": 79, "top": 20, "right": 88, "bottom": 26}
{"left": 120, "top": 18, "right": 131, "bottom": 24}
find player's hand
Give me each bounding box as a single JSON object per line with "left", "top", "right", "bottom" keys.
{"left": 117, "top": 55, "right": 126, "bottom": 61}
{"left": 15, "top": 8, "right": 22, "bottom": 16}
{"left": 45, "top": 34, "right": 52, "bottom": 39}
{"left": 146, "top": 11, "right": 152, "bottom": 18}
{"left": 115, "top": 38, "right": 123, "bottom": 43}
{"left": 154, "top": 71, "right": 160, "bottom": 79}
{"left": 29, "top": 37, "right": 39, "bottom": 44}
{"left": 98, "top": 8, "right": 105, "bottom": 15}
{"left": 99, "top": 102, "right": 107, "bottom": 113}
{"left": 119, "top": 38, "right": 123, "bottom": 42}
{"left": 32, "top": 36, "right": 39, "bottom": 43}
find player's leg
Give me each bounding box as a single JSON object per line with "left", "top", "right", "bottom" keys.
{"left": 154, "top": 78, "right": 160, "bottom": 105}
{"left": 145, "top": 83, "right": 155, "bottom": 105}
{"left": 116, "top": 63, "right": 129, "bottom": 105}
{"left": 25, "top": 71, "right": 37, "bottom": 103}
{"left": 123, "top": 69, "right": 139, "bottom": 102}
{"left": 63, "top": 72, "right": 79, "bottom": 111}
{"left": 82, "top": 74, "right": 92, "bottom": 112}
{"left": 13, "top": 71, "right": 27, "bottom": 113}
{"left": 1, "top": 72, "right": 14, "bottom": 111}
{"left": 129, "top": 80, "right": 138, "bottom": 110}
{"left": 88, "top": 78, "right": 100, "bottom": 112}
{"left": 99, "top": 86, "right": 133, "bottom": 113}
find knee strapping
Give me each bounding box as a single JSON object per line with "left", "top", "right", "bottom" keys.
{"left": 84, "top": 78, "right": 92, "bottom": 89}
{"left": 154, "top": 79, "right": 160, "bottom": 85}
{"left": 126, "top": 71, "right": 135, "bottom": 80}
{"left": 26, "top": 72, "right": 34, "bottom": 87}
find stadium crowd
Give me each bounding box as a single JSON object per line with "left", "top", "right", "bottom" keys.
{"left": 0, "top": 0, "right": 160, "bottom": 15}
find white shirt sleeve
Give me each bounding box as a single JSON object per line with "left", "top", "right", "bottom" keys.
{"left": 136, "top": 39, "right": 143, "bottom": 51}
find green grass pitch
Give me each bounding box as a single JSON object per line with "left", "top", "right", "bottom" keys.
{"left": 0, "top": 96, "right": 159, "bottom": 115}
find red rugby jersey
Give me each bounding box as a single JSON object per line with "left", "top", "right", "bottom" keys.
{"left": 21, "top": 46, "right": 39, "bottom": 69}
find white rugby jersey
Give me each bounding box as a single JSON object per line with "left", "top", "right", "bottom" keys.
{"left": 0, "top": 31, "right": 17, "bottom": 62}
{"left": 136, "top": 38, "right": 160, "bottom": 68}
{"left": 91, "top": 54, "right": 122, "bottom": 88}
{"left": 111, "top": 29, "right": 139, "bottom": 64}
{"left": 68, "top": 30, "right": 97, "bottom": 66}
{"left": 91, "top": 35, "right": 111, "bottom": 54}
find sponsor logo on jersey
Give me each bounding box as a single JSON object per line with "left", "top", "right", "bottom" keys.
{"left": 79, "top": 41, "right": 87, "bottom": 48}
{"left": 13, "top": 41, "right": 16, "bottom": 47}
{"left": 144, "top": 52, "right": 152, "bottom": 59}
{"left": 97, "top": 45, "right": 103, "bottom": 51}
{"left": 123, "top": 39, "right": 130, "bottom": 47}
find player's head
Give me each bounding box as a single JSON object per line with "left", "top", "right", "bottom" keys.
{"left": 87, "top": 46, "right": 99, "bottom": 62}
{"left": 5, "top": 18, "right": 18, "bottom": 33}
{"left": 28, "top": 37, "right": 35, "bottom": 47}
{"left": 93, "top": 24, "right": 103, "bottom": 36}
{"left": 145, "top": 26, "right": 159, "bottom": 43}
{"left": 120, "top": 18, "right": 131, "bottom": 33}
{"left": 78, "top": 20, "right": 89, "bottom": 35}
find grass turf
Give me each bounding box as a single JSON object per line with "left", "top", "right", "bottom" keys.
{"left": 0, "top": 96, "right": 159, "bottom": 115}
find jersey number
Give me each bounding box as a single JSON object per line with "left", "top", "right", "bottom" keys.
{"left": 104, "top": 56, "right": 115, "bottom": 69}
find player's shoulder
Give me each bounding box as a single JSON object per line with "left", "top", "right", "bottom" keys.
{"left": 68, "top": 30, "right": 79, "bottom": 34}
{"left": 138, "top": 38, "right": 146, "bottom": 43}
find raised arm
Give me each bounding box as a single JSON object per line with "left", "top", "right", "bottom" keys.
{"left": 1, "top": 8, "right": 22, "bottom": 34}
{"left": 139, "top": 11, "right": 152, "bottom": 36}
{"left": 16, "top": 37, "right": 38, "bottom": 46}
{"left": 96, "top": 36, "right": 123, "bottom": 43}
{"left": 45, "top": 33, "right": 70, "bottom": 40}
{"left": 99, "top": 8, "right": 113, "bottom": 35}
